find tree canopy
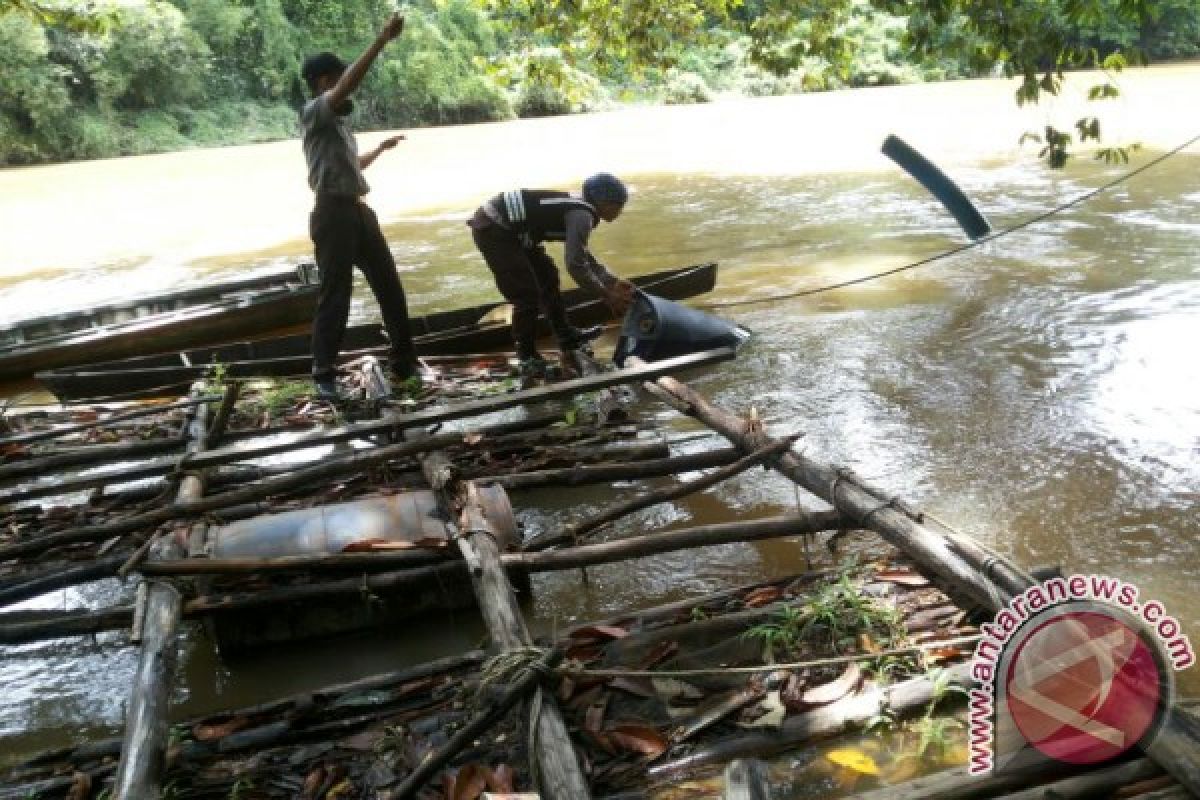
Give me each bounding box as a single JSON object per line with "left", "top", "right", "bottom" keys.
{"left": 1, "top": 0, "right": 1196, "bottom": 165}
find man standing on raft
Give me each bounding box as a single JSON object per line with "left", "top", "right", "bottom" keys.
{"left": 300, "top": 14, "right": 420, "bottom": 401}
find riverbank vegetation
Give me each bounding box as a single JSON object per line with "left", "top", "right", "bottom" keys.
{"left": 1, "top": 0, "right": 1198, "bottom": 165}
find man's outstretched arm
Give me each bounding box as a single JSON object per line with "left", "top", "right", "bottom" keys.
{"left": 360, "top": 134, "right": 405, "bottom": 170}
{"left": 327, "top": 13, "right": 404, "bottom": 110}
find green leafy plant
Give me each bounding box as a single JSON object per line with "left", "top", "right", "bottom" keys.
{"left": 743, "top": 604, "right": 808, "bottom": 661}
{"left": 910, "top": 715, "right": 962, "bottom": 758}
{"left": 229, "top": 776, "right": 257, "bottom": 799}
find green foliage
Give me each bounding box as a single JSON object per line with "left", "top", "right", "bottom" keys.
{"left": 662, "top": 69, "right": 714, "bottom": 105}
{"left": 92, "top": 1, "right": 211, "bottom": 110}
{"left": 3, "top": 0, "right": 1198, "bottom": 165}
{"left": 500, "top": 46, "right": 608, "bottom": 117}
{"left": 360, "top": 0, "right": 513, "bottom": 126}
{"left": 0, "top": 10, "right": 70, "bottom": 162}
{"left": 744, "top": 604, "right": 809, "bottom": 662}
{"left": 910, "top": 715, "right": 962, "bottom": 757}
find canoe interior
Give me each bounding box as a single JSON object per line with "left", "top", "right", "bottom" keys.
{"left": 0, "top": 264, "right": 317, "bottom": 352}
{"left": 36, "top": 262, "right": 718, "bottom": 402}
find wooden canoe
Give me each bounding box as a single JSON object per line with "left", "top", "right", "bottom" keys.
{"left": 36, "top": 262, "right": 718, "bottom": 401}
{"left": 0, "top": 264, "right": 320, "bottom": 383}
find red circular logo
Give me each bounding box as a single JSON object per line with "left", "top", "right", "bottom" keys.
{"left": 1005, "top": 610, "right": 1163, "bottom": 764}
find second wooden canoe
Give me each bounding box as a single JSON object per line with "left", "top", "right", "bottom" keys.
{"left": 36, "top": 262, "right": 718, "bottom": 401}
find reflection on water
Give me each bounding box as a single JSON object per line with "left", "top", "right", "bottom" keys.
{"left": 1, "top": 85, "right": 1198, "bottom": 783}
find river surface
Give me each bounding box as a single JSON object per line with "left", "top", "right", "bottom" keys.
{"left": 1, "top": 67, "right": 1198, "bottom": 779}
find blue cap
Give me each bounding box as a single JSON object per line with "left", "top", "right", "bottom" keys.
{"left": 582, "top": 173, "right": 629, "bottom": 207}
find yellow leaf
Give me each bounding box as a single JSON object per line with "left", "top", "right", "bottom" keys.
{"left": 826, "top": 748, "right": 880, "bottom": 776}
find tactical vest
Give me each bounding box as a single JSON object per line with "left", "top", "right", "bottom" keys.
{"left": 491, "top": 190, "right": 599, "bottom": 245}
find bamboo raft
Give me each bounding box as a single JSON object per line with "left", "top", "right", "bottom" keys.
{"left": 1, "top": 346, "right": 1197, "bottom": 799}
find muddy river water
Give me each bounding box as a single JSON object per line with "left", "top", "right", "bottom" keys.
{"left": 1, "top": 67, "right": 1197, "bottom": 781}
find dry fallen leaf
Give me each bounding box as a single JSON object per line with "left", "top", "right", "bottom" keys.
{"left": 826, "top": 748, "right": 880, "bottom": 776}
{"left": 485, "top": 764, "right": 516, "bottom": 793}
{"left": 65, "top": 772, "right": 91, "bottom": 800}
{"left": 743, "top": 586, "right": 784, "bottom": 608}
{"left": 800, "top": 663, "right": 862, "bottom": 707}
{"left": 568, "top": 624, "right": 629, "bottom": 641}
{"left": 607, "top": 723, "right": 669, "bottom": 759}
{"left": 874, "top": 569, "right": 930, "bottom": 587}
{"left": 452, "top": 764, "right": 489, "bottom": 800}
{"left": 300, "top": 767, "right": 326, "bottom": 800}
{"left": 192, "top": 716, "right": 249, "bottom": 741}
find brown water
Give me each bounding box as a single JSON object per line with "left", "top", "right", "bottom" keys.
{"left": 1, "top": 69, "right": 1198, "bottom": 780}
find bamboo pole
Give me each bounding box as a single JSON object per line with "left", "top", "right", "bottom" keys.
{"left": 388, "top": 366, "right": 591, "bottom": 799}
{"left": 138, "top": 513, "right": 841, "bottom": 578}
{"left": 485, "top": 447, "right": 741, "bottom": 491}
{"left": 520, "top": 512, "right": 841, "bottom": 573}
{"left": 205, "top": 381, "right": 240, "bottom": 444}
{"left": 113, "top": 384, "right": 209, "bottom": 800}
{"left": 0, "top": 553, "right": 129, "bottom": 609}
{"left": 0, "top": 348, "right": 733, "bottom": 505}
{"left": 526, "top": 434, "right": 801, "bottom": 550}
{"left": 991, "top": 758, "right": 1164, "bottom": 800}
{"left": 0, "top": 395, "right": 219, "bottom": 448}
{"left": 0, "top": 437, "right": 184, "bottom": 487}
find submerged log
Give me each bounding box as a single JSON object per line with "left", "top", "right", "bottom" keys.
{"left": 114, "top": 384, "right": 210, "bottom": 800}
{"left": 528, "top": 434, "right": 802, "bottom": 550}
{"left": 453, "top": 481, "right": 592, "bottom": 800}
{"left": 0, "top": 515, "right": 842, "bottom": 644}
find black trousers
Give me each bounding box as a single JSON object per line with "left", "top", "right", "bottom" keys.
{"left": 309, "top": 195, "right": 416, "bottom": 380}
{"left": 470, "top": 218, "right": 574, "bottom": 359}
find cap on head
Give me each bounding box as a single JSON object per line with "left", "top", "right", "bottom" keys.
{"left": 301, "top": 52, "right": 346, "bottom": 93}
{"left": 582, "top": 173, "right": 629, "bottom": 209}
